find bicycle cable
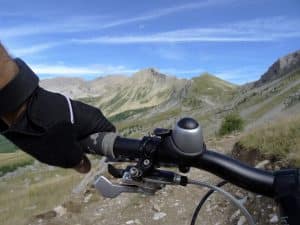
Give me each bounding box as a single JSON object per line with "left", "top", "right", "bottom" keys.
{"left": 188, "top": 179, "right": 255, "bottom": 225}
{"left": 190, "top": 180, "right": 228, "bottom": 225}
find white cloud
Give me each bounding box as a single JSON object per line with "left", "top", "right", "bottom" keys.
{"left": 31, "top": 63, "right": 138, "bottom": 78}
{"left": 72, "top": 33, "right": 263, "bottom": 44}
{"left": 1, "top": 0, "right": 232, "bottom": 38}
{"left": 10, "top": 42, "right": 63, "bottom": 56}
{"left": 0, "top": 17, "right": 102, "bottom": 38}
{"left": 5, "top": 11, "right": 298, "bottom": 58}
{"left": 72, "top": 17, "right": 300, "bottom": 44}
{"left": 160, "top": 68, "right": 205, "bottom": 76}
{"left": 98, "top": 0, "right": 230, "bottom": 29}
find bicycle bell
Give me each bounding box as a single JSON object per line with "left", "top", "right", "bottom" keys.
{"left": 171, "top": 117, "right": 205, "bottom": 156}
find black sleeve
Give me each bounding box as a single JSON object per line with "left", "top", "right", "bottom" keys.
{"left": 1, "top": 87, "right": 115, "bottom": 168}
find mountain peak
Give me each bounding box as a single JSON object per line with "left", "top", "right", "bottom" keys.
{"left": 193, "top": 73, "right": 236, "bottom": 87}
{"left": 133, "top": 68, "right": 167, "bottom": 81}
{"left": 254, "top": 50, "right": 300, "bottom": 87}
{"left": 198, "top": 72, "right": 218, "bottom": 79}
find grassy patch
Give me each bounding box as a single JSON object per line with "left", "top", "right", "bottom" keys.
{"left": 182, "top": 97, "right": 203, "bottom": 108}
{"left": 0, "top": 151, "right": 34, "bottom": 176}
{"left": 109, "top": 107, "right": 153, "bottom": 123}
{"left": 235, "top": 70, "right": 300, "bottom": 112}
{"left": 156, "top": 89, "right": 172, "bottom": 99}
{"left": 249, "top": 82, "right": 300, "bottom": 120}
{"left": 0, "top": 135, "right": 18, "bottom": 153}
{"left": 238, "top": 115, "right": 300, "bottom": 166}
{"left": 188, "top": 73, "right": 237, "bottom": 100}
{"left": 117, "top": 107, "right": 181, "bottom": 136}
{"left": 101, "top": 92, "right": 126, "bottom": 114}
{"left": 76, "top": 96, "right": 102, "bottom": 106}
{"left": 0, "top": 166, "right": 82, "bottom": 225}
{"left": 133, "top": 87, "right": 149, "bottom": 101}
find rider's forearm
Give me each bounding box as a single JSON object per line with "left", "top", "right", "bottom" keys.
{"left": 0, "top": 43, "right": 24, "bottom": 126}
{"left": 0, "top": 43, "right": 19, "bottom": 88}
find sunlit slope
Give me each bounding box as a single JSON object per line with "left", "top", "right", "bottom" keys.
{"left": 183, "top": 73, "right": 237, "bottom": 108}
{"left": 78, "top": 68, "right": 186, "bottom": 117}
{"left": 105, "top": 73, "right": 237, "bottom": 137}
{"left": 236, "top": 114, "right": 300, "bottom": 167}
{"left": 40, "top": 50, "right": 300, "bottom": 137}
{"left": 231, "top": 69, "right": 300, "bottom": 125}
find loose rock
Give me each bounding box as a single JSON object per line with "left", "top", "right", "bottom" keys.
{"left": 270, "top": 214, "right": 279, "bottom": 223}
{"left": 84, "top": 193, "right": 93, "bottom": 203}
{"left": 153, "top": 212, "right": 167, "bottom": 220}
{"left": 53, "top": 205, "right": 67, "bottom": 217}
{"left": 237, "top": 216, "right": 246, "bottom": 225}
{"left": 230, "top": 209, "right": 240, "bottom": 222}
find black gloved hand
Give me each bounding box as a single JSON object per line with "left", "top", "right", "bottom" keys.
{"left": 0, "top": 87, "right": 115, "bottom": 170}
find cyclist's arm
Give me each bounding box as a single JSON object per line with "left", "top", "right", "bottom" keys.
{"left": 0, "top": 42, "right": 116, "bottom": 172}
{"left": 0, "top": 43, "right": 25, "bottom": 126}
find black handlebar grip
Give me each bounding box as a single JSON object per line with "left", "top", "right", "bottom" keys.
{"left": 113, "top": 136, "right": 142, "bottom": 159}
{"left": 80, "top": 132, "right": 118, "bottom": 157}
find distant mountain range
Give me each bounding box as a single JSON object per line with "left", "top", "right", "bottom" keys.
{"left": 41, "top": 50, "right": 300, "bottom": 137}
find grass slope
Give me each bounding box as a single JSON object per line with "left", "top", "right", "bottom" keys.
{"left": 0, "top": 151, "right": 34, "bottom": 176}
{"left": 0, "top": 135, "right": 18, "bottom": 153}
{"left": 0, "top": 165, "right": 83, "bottom": 225}
{"left": 235, "top": 70, "right": 300, "bottom": 120}
{"left": 249, "top": 82, "right": 300, "bottom": 120}
{"left": 184, "top": 73, "right": 237, "bottom": 107}
{"left": 109, "top": 106, "right": 153, "bottom": 123}
{"left": 238, "top": 115, "right": 300, "bottom": 166}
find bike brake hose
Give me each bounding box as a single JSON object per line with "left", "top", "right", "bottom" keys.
{"left": 188, "top": 179, "right": 255, "bottom": 225}
{"left": 190, "top": 180, "right": 228, "bottom": 225}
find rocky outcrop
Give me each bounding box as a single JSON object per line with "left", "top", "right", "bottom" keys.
{"left": 254, "top": 50, "right": 300, "bottom": 87}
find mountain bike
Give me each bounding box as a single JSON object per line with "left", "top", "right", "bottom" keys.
{"left": 80, "top": 117, "right": 300, "bottom": 225}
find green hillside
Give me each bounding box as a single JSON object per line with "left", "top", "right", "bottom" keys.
{"left": 0, "top": 135, "right": 18, "bottom": 153}
{"left": 183, "top": 73, "right": 237, "bottom": 107}
{"left": 73, "top": 64, "right": 300, "bottom": 141}
{"left": 190, "top": 73, "right": 237, "bottom": 96}
{"left": 237, "top": 114, "right": 300, "bottom": 166}
{"left": 232, "top": 69, "right": 300, "bottom": 125}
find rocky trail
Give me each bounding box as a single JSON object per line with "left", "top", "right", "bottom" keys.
{"left": 27, "top": 136, "right": 279, "bottom": 225}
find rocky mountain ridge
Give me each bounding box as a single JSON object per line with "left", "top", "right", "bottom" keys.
{"left": 41, "top": 50, "right": 300, "bottom": 99}
{"left": 40, "top": 68, "right": 181, "bottom": 99}
{"left": 40, "top": 50, "right": 300, "bottom": 137}
{"left": 254, "top": 50, "right": 300, "bottom": 87}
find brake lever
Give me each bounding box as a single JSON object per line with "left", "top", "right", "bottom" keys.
{"left": 94, "top": 176, "right": 145, "bottom": 198}
{"left": 94, "top": 168, "right": 187, "bottom": 198}
{"left": 94, "top": 174, "right": 164, "bottom": 198}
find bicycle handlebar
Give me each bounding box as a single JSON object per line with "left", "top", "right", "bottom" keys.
{"left": 81, "top": 133, "right": 274, "bottom": 196}
{"left": 80, "top": 130, "right": 300, "bottom": 225}
{"left": 191, "top": 150, "right": 275, "bottom": 197}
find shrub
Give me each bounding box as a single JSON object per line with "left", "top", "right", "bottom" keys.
{"left": 219, "top": 113, "right": 244, "bottom": 136}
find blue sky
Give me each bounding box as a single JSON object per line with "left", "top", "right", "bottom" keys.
{"left": 1, "top": 0, "right": 300, "bottom": 84}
